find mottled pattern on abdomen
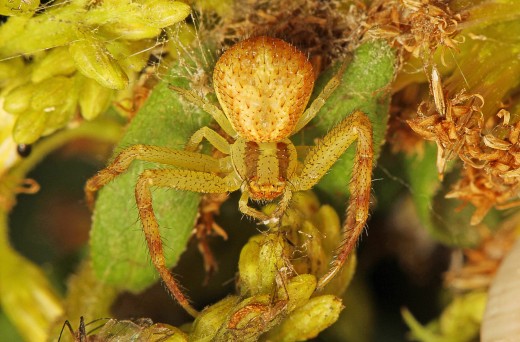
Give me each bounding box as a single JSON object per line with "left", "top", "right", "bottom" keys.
{"left": 213, "top": 36, "right": 314, "bottom": 142}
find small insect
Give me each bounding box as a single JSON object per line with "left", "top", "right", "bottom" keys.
{"left": 85, "top": 36, "right": 373, "bottom": 316}
{"left": 58, "top": 316, "right": 177, "bottom": 342}
{"left": 58, "top": 316, "right": 100, "bottom": 342}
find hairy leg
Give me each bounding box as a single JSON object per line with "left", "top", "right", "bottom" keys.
{"left": 291, "top": 63, "right": 347, "bottom": 134}
{"left": 291, "top": 111, "right": 373, "bottom": 289}
{"left": 169, "top": 85, "right": 237, "bottom": 139}
{"left": 135, "top": 169, "right": 241, "bottom": 317}
{"left": 185, "top": 126, "right": 231, "bottom": 154}
{"left": 238, "top": 189, "right": 293, "bottom": 225}
{"left": 85, "top": 145, "right": 225, "bottom": 208}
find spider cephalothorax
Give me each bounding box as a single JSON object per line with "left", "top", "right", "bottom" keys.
{"left": 86, "top": 36, "right": 373, "bottom": 317}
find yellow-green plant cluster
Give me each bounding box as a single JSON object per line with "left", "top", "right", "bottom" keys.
{"left": 189, "top": 191, "right": 354, "bottom": 341}
{"left": 0, "top": 0, "right": 190, "bottom": 145}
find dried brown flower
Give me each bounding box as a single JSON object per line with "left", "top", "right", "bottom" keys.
{"left": 408, "top": 67, "right": 520, "bottom": 225}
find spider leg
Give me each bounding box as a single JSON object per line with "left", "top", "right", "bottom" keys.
{"left": 185, "top": 126, "right": 231, "bottom": 154}
{"left": 169, "top": 85, "right": 237, "bottom": 138}
{"left": 238, "top": 190, "right": 270, "bottom": 222}
{"left": 238, "top": 188, "right": 293, "bottom": 224}
{"left": 135, "top": 169, "right": 241, "bottom": 317}
{"left": 291, "top": 63, "right": 347, "bottom": 134}
{"left": 291, "top": 111, "right": 373, "bottom": 289}
{"left": 271, "top": 189, "right": 293, "bottom": 220}
{"left": 85, "top": 145, "right": 227, "bottom": 208}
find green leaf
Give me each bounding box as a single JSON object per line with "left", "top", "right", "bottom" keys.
{"left": 405, "top": 143, "right": 499, "bottom": 247}
{"left": 294, "top": 40, "right": 396, "bottom": 207}
{"left": 90, "top": 63, "right": 212, "bottom": 292}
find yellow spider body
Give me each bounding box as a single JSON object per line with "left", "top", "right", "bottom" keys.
{"left": 213, "top": 37, "right": 314, "bottom": 142}
{"left": 86, "top": 36, "right": 373, "bottom": 317}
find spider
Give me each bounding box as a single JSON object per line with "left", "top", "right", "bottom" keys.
{"left": 85, "top": 36, "right": 373, "bottom": 317}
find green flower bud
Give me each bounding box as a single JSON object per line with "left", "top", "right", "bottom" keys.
{"left": 190, "top": 296, "right": 239, "bottom": 342}
{"left": 151, "top": 324, "right": 188, "bottom": 342}
{"left": 0, "top": 59, "right": 25, "bottom": 85}
{"left": 84, "top": 0, "right": 163, "bottom": 40}
{"left": 439, "top": 291, "right": 487, "bottom": 338}
{"left": 3, "top": 83, "right": 36, "bottom": 115}
{"left": 313, "top": 205, "right": 341, "bottom": 259}
{"left": 277, "top": 274, "right": 317, "bottom": 312}
{"left": 106, "top": 40, "right": 149, "bottom": 72}
{"left": 12, "top": 110, "right": 48, "bottom": 144}
{"left": 0, "top": 0, "right": 39, "bottom": 17}
{"left": 69, "top": 36, "right": 129, "bottom": 90}
{"left": 102, "top": 21, "right": 162, "bottom": 41}
{"left": 265, "top": 295, "right": 343, "bottom": 342}
{"left": 31, "top": 47, "right": 77, "bottom": 83}
{"left": 0, "top": 9, "right": 78, "bottom": 57}
{"left": 42, "top": 95, "right": 77, "bottom": 134}
{"left": 215, "top": 294, "right": 287, "bottom": 341}
{"left": 238, "top": 233, "right": 286, "bottom": 296}
{"left": 30, "top": 76, "right": 74, "bottom": 111}
{"left": 402, "top": 291, "right": 487, "bottom": 341}
{"left": 30, "top": 75, "right": 77, "bottom": 135}
{"left": 78, "top": 75, "right": 114, "bottom": 120}
{"left": 138, "top": 0, "right": 191, "bottom": 28}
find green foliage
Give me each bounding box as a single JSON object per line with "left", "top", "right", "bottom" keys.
{"left": 90, "top": 69, "right": 213, "bottom": 292}
{"left": 402, "top": 291, "right": 487, "bottom": 342}
{"left": 0, "top": 0, "right": 191, "bottom": 145}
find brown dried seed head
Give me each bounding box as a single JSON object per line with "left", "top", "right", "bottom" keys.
{"left": 213, "top": 36, "right": 315, "bottom": 142}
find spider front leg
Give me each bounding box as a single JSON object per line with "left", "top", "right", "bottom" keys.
{"left": 291, "top": 111, "right": 373, "bottom": 289}
{"left": 85, "top": 145, "right": 224, "bottom": 208}
{"left": 169, "top": 85, "right": 237, "bottom": 139}
{"left": 185, "top": 126, "right": 231, "bottom": 154}
{"left": 238, "top": 189, "right": 293, "bottom": 224}
{"left": 135, "top": 169, "right": 241, "bottom": 317}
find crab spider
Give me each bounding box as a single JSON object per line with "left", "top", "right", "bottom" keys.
{"left": 85, "top": 36, "right": 373, "bottom": 317}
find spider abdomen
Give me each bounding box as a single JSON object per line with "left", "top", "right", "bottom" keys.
{"left": 213, "top": 36, "right": 315, "bottom": 142}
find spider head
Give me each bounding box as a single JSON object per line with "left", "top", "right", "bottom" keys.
{"left": 232, "top": 139, "right": 297, "bottom": 202}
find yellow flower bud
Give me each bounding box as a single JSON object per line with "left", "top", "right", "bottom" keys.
{"left": 3, "top": 83, "right": 36, "bottom": 115}
{"left": 13, "top": 110, "right": 48, "bottom": 144}
{"left": 30, "top": 76, "right": 74, "bottom": 111}
{"left": 31, "top": 47, "right": 77, "bottom": 83}
{"left": 69, "top": 36, "right": 129, "bottom": 90}
{"left": 277, "top": 274, "right": 317, "bottom": 312}
{"left": 0, "top": 0, "right": 39, "bottom": 17}
{"left": 102, "top": 21, "right": 162, "bottom": 41}
{"left": 138, "top": 0, "right": 191, "bottom": 29}
{"left": 78, "top": 76, "right": 114, "bottom": 120}
{"left": 265, "top": 295, "right": 343, "bottom": 342}
{"left": 238, "top": 233, "right": 286, "bottom": 296}
{"left": 151, "top": 324, "right": 188, "bottom": 342}
{"left": 313, "top": 205, "right": 341, "bottom": 258}
{"left": 190, "top": 296, "right": 239, "bottom": 342}
{"left": 215, "top": 294, "right": 287, "bottom": 341}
